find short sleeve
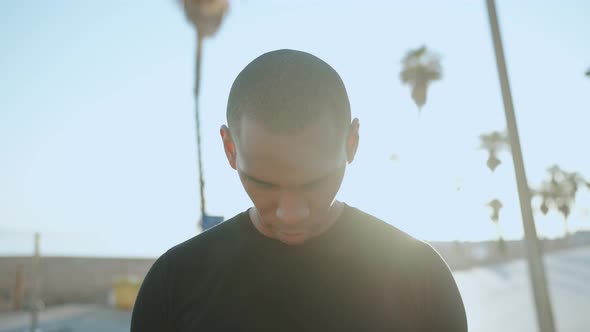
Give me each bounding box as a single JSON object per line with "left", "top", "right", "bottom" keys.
{"left": 130, "top": 253, "right": 170, "bottom": 332}
{"left": 421, "top": 243, "right": 468, "bottom": 331}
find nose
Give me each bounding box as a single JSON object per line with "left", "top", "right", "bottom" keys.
{"left": 276, "top": 190, "right": 310, "bottom": 225}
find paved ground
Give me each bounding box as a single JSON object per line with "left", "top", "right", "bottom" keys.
{"left": 0, "top": 304, "right": 130, "bottom": 332}
{"left": 1, "top": 246, "right": 588, "bottom": 332}
{"left": 457, "top": 245, "right": 589, "bottom": 332}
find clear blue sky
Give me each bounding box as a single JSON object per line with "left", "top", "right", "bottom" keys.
{"left": 1, "top": 0, "right": 589, "bottom": 257}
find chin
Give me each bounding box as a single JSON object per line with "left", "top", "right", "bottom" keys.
{"left": 277, "top": 231, "right": 310, "bottom": 245}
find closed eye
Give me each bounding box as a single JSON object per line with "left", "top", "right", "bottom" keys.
{"left": 240, "top": 171, "right": 276, "bottom": 189}
{"left": 302, "top": 164, "right": 345, "bottom": 190}
{"left": 302, "top": 177, "right": 328, "bottom": 190}
{"left": 251, "top": 179, "right": 275, "bottom": 189}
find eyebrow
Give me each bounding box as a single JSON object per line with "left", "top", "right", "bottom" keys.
{"left": 239, "top": 164, "right": 344, "bottom": 189}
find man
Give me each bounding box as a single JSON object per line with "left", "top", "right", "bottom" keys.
{"left": 131, "top": 49, "right": 467, "bottom": 331}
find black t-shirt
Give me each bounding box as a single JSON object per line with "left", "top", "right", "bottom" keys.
{"left": 131, "top": 204, "right": 467, "bottom": 331}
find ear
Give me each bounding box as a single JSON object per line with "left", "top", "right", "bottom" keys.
{"left": 346, "top": 118, "right": 360, "bottom": 163}
{"left": 220, "top": 125, "right": 237, "bottom": 170}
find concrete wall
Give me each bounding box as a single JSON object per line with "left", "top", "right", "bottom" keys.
{"left": 0, "top": 257, "right": 155, "bottom": 311}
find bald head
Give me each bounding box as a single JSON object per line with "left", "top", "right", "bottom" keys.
{"left": 226, "top": 49, "right": 351, "bottom": 138}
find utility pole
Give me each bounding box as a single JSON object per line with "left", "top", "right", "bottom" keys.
{"left": 30, "top": 232, "right": 41, "bottom": 332}
{"left": 485, "top": 1, "right": 556, "bottom": 331}
{"left": 13, "top": 264, "right": 24, "bottom": 311}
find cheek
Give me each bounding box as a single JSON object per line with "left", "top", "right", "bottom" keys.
{"left": 306, "top": 192, "right": 336, "bottom": 216}
{"left": 303, "top": 186, "right": 342, "bottom": 219}
{"left": 312, "top": 177, "right": 343, "bottom": 205}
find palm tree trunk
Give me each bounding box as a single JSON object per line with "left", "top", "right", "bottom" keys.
{"left": 495, "top": 222, "right": 503, "bottom": 241}
{"left": 194, "top": 33, "right": 206, "bottom": 222}
{"left": 486, "top": 1, "right": 555, "bottom": 331}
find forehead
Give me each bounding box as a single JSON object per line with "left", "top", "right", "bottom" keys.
{"left": 234, "top": 116, "right": 346, "bottom": 184}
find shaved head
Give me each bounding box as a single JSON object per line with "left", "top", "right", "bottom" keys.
{"left": 226, "top": 49, "right": 351, "bottom": 138}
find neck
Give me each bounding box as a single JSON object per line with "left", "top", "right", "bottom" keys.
{"left": 248, "top": 200, "right": 345, "bottom": 240}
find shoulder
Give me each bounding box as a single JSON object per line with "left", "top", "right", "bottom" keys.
{"left": 345, "top": 205, "right": 433, "bottom": 252}
{"left": 159, "top": 211, "right": 247, "bottom": 269}
{"left": 346, "top": 208, "right": 466, "bottom": 324}
{"left": 344, "top": 205, "right": 450, "bottom": 273}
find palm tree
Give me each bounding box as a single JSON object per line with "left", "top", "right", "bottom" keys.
{"left": 488, "top": 198, "right": 506, "bottom": 253}
{"left": 479, "top": 130, "right": 509, "bottom": 172}
{"left": 399, "top": 46, "right": 442, "bottom": 111}
{"left": 389, "top": 154, "right": 400, "bottom": 163}
{"left": 535, "top": 165, "right": 589, "bottom": 236}
{"left": 182, "top": 0, "right": 229, "bottom": 40}
{"left": 179, "top": 0, "right": 229, "bottom": 229}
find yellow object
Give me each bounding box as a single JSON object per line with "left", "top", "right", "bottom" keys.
{"left": 113, "top": 276, "right": 142, "bottom": 311}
